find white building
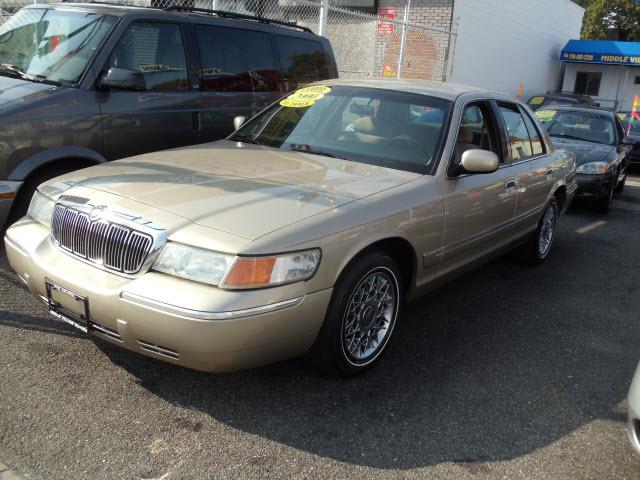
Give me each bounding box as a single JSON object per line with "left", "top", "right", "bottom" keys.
{"left": 448, "top": 0, "right": 584, "bottom": 100}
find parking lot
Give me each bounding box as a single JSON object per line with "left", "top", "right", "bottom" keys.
{"left": 0, "top": 176, "right": 639, "bottom": 480}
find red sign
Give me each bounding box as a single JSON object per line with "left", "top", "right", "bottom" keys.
{"left": 377, "top": 7, "right": 395, "bottom": 35}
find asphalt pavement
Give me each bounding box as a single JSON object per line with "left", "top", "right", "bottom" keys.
{"left": 1, "top": 176, "right": 640, "bottom": 480}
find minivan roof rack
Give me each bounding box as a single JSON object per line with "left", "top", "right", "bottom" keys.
{"left": 164, "top": 6, "right": 314, "bottom": 34}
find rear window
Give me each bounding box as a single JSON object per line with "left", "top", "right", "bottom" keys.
{"left": 276, "top": 36, "right": 329, "bottom": 89}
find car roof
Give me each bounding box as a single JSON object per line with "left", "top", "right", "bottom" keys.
{"left": 33, "top": 2, "right": 317, "bottom": 35}
{"left": 318, "top": 79, "right": 508, "bottom": 102}
{"left": 536, "top": 105, "right": 614, "bottom": 117}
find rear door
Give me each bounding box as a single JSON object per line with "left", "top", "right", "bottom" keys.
{"left": 194, "top": 23, "right": 279, "bottom": 142}
{"left": 438, "top": 100, "right": 519, "bottom": 277}
{"left": 98, "top": 20, "right": 202, "bottom": 160}
{"left": 494, "top": 102, "right": 554, "bottom": 236}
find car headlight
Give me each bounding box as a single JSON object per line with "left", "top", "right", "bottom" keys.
{"left": 576, "top": 162, "right": 610, "bottom": 175}
{"left": 27, "top": 190, "right": 55, "bottom": 227}
{"left": 152, "top": 244, "right": 321, "bottom": 289}
{"left": 220, "top": 249, "right": 321, "bottom": 289}
{"left": 153, "top": 242, "right": 235, "bottom": 285}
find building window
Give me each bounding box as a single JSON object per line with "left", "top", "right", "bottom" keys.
{"left": 635, "top": 76, "right": 640, "bottom": 85}
{"left": 574, "top": 71, "right": 602, "bottom": 96}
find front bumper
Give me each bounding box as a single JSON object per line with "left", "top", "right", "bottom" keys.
{"left": 575, "top": 173, "right": 613, "bottom": 200}
{"left": 629, "top": 362, "right": 640, "bottom": 457}
{"left": 4, "top": 219, "right": 332, "bottom": 372}
{"left": 0, "top": 180, "right": 22, "bottom": 227}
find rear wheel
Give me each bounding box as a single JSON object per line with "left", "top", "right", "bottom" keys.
{"left": 307, "top": 251, "right": 402, "bottom": 376}
{"left": 517, "top": 198, "right": 559, "bottom": 265}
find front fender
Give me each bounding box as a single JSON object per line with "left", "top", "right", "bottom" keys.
{"left": 8, "top": 147, "right": 106, "bottom": 180}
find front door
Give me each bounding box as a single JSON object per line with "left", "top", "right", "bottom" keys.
{"left": 98, "top": 20, "right": 201, "bottom": 161}
{"left": 438, "top": 101, "right": 518, "bottom": 277}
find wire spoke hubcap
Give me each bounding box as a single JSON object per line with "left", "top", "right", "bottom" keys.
{"left": 342, "top": 269, "right": 398, "bottom": 363}
{"left": 538, "top": 204, "right": 557, "bottom": 257}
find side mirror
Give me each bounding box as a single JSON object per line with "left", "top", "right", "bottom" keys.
{"left": 622, "top": 136, "right": 640, "bottom": 151}
{"left": 460, "top": 149, "right": 500, "bottom": 174}
{"left": 233, "top": 116, "right": 246, "bottom": 131}
{"left": 98, "top": 67, "right": 145, "bottom": 91}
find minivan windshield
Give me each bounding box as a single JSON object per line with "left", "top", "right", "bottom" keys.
{"left": 0, "top": 7, "right": 116, "bottom": 85}
{"left": 229, "top": 85, "right": 452, "bottom": 174}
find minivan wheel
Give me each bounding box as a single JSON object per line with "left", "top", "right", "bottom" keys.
{"left": 518, "top": 198, "right": 559, "bottom": 265}
{"left": 6, "top": 162, "right": 89, "bottom": 227}
{"left": 306, "top": 251, "right": 402, "bottom": 376}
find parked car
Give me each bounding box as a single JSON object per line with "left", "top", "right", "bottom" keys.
{"left": 629, "top": 362, "right": 640, "bottom": 457}
{"left": 535, "top": 106, "right": 635, "bottom": 213}
{"left": 617, "top": 111, "right": 640, "bottom": 170}
{"left": 4, "top": 80, "right": 577, "bottom": 376}
{"left": 527, "top": 92, "right": 597, "bottom": 110}
{"left": 0, "top": 3, "right": 337, "bottom": 228}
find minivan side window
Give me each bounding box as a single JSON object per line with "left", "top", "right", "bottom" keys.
{"left": 275, "top": 36, "right": 329, "bottom": 90}
{"left": 108, "top": 22, "right": 189, "bottom": 91}
{"left": 498, "top": 103, "right": 534, "bottom": 161}
{"left": 196, "top": 25, "right": 277, "bottom": 92}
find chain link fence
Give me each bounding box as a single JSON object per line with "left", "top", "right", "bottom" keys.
{"left": 0, "top": 0, "right": 457, "bottom": 81}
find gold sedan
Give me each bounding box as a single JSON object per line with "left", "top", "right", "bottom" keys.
{"left": 4, "top": 80, "right": 577, "bottom": 375}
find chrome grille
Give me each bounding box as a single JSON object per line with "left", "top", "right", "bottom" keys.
{"left": 51, "top": 204, "right": 153, "bottom": 274}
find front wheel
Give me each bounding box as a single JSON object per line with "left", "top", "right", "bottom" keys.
{"left": 306, "top": 251, "right": 402, "bottom": 376}
{"left": 596, "top": 181, "right": 615, "bottom": 214}
{"left": 517, "top": 198, "right": 559, "bottom": 265}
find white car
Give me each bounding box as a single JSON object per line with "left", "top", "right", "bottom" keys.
{"left": 629, "top": 362, "right": 640, "bottom": 456}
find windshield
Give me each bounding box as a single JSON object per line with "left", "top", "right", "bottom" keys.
{"left": 0, "top": 7, "right": 116, "bottom": 85}
{"left": 535, "top": 109, "right": 615, "bottom": 145}
{"left": 618, "top": 112, "right": 640, "bottom": 135}
{"left": 229, "top": 85, "right": 452, "bottom": 174}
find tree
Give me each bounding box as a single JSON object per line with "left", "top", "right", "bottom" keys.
{"left": 576, "top": 0, "right": 640, "bottom": 41}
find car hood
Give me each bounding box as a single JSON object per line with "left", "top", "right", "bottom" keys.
{"left": 0, "top": 76, "right": 60, "bottom": 112}
{"left": 550, "top": 137, "right": 614, "bottom": 165}
{"left": 49, "top": 140, "right": 421, "bottom": 240}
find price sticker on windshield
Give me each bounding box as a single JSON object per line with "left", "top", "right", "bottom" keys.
{"left": 529, "top": 96, "right": 545, "bottom": 106}
{"left": 536, "top": 110, "right": 557, "bottom": 122}
{"left": 280, "top": 85, "right": 332, "bottom": 108}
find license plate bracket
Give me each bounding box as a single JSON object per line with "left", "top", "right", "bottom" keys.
{"left": 45, "top": 280, "right": 91, "bottom": 334}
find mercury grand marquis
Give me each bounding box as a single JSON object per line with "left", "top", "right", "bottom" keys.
{"left": 4, "top": 80, "right": 577, "bottom": 375}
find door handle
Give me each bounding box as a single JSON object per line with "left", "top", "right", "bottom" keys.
{"left": 504, "top": 179, "right": 518, "bottom": 189}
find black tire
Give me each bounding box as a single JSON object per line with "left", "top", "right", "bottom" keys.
{"left": 517, "top": 198, "right": 559, "bottom": 266}
{"left": 306, "top": 251, "right": 402, "bottom": 377}
{"left": 614, "top": 173, "right": 626, "bottom": 194}
{"left": 5, "top": 162, "right": 88, "bottom": 227}
{"left": 596, "top": 182, "right": 614, "bottom": 214}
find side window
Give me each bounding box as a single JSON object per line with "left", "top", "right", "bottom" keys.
{"left": 109, "top": 22, "right": 188, "bottom": 91}
{"left": 196, "top": 25, "right": 277, "bottom": 92}
{"left": 276, "top": 36, "right": 329, "bottom": 90}
{"left": 452, "top": 103, "right": 497, "bottom": 168}
{"left": 498, "top": 103, "right": 533, "bottom": 161}
{"left": 521, "top": 108, "right": 545, "bottom": 156}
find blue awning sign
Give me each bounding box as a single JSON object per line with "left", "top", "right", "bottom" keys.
{"left": 561, "top": 40, "right": 640, "bottom": 65}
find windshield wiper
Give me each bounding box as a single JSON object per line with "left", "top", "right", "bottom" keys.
{"left": 0, "top": 64, "right": 61, "bottom": 86}
{"left": 0, "top": 63, "right": 31, "bottom": 80}
{"left": 289, "top": 144, "right": 347, "bottom": 160}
